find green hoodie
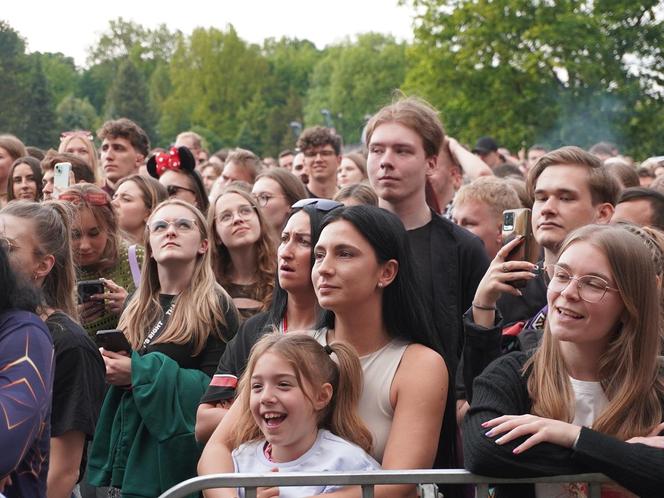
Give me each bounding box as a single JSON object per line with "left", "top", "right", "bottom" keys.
{"left": 87, "top": 351, "right": 210, "bottom": 498}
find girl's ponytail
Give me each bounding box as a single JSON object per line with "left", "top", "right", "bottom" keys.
{"left": 326, "top": 341, "right": 373, "bottom": 455}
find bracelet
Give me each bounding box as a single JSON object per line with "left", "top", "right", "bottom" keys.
{"left": 472, "top": 302, "right": 497, "bottom": 311}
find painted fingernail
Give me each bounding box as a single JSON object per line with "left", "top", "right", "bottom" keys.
{"left": 481, "top": 421, "right": 490, "bottom": 428}
{"left": 513, "top": 448, "right": 520, "bottom": 454}
{"left": 485, "top": 430, "right": 495, "bottom": 437}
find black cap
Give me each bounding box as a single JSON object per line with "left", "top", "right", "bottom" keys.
{"left": 472, "top": 136, "right": 499, "bottom": 155}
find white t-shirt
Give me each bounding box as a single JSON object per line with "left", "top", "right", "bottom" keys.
{"left": 232, "top": 429, "right": 380, "bottom": 498}
{"left": 536, "top": 377, "right": 610, "bottom": 498}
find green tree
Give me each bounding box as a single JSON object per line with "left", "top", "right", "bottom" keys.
{"left": 30, "top": 52, "right": 79, "bottom": 105}
{"left": 304, "top": 34, "right": 407, "bottom": 146}
{"left": 0, "top": 21, "right": 28, "bottom": 136}
{"left": 79, "top": 60, "right": 117, "bottom": 114}
{"left": 23, "top": 57, "right": 58, "bottom": 148}
{"left": 159, "top": 26, "right": 269, "bottom": 151}
{"left": 404, "top": 0, "right": 664, "bottom": 157}
{"left": 105, "top": 57, "right": 157, "bottom": 141}
{"left": 56, "top": 96, "right": 99, "bottom": 132}
{"left": 262, "top": 38, "right": 319, "bottom": 154}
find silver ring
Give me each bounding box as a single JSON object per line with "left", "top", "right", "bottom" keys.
{"left": 502, "top": 263, "right": 509, "bottom": 273}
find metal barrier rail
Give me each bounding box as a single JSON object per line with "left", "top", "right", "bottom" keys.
{"left": 158, "top": 469, "right": 611, "bottom": 498}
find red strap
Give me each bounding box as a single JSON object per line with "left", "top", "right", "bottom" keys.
{"left": 502, "top": 321, "right": 525, "bottom": 337}
{"left": 210, "top": 374, "right": 237, "bottom": 388}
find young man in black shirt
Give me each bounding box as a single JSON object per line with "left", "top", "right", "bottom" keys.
{"left": 365, "top": 97, "right": 489, "bottom": 373}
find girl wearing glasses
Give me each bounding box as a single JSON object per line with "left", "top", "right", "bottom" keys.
{"left": 147, "top": 146, "right": 210, "bottom": 215}
{"left": 208, "top": 185, "right": 276, "bottom": 321}
{"left": 60, "top": 183, "right": 143, "bottom": 335}
{"left": 87, "top": 199, "right": 239, "bottom": 497}
{"left": 463, "top": 224, "right": 664, "bottom": 497}
{"left": 251, "top": 168, "right": 307, "bottom": 236}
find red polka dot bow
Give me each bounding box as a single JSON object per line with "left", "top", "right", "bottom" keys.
{"left": 155, "top": 147, "right": 182, "bottom": 176}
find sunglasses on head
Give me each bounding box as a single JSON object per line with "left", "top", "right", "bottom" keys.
{"left": 59, "top": 192, "right": 110, "bottom": 207}
{"left": 291, "top": 198, "right": 342, "bottom": 213}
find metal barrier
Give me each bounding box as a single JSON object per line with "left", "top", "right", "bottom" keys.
{"left": 158, "top": 469, "right": 611, "bottom": 498}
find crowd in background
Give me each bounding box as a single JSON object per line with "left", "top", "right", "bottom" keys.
{"left": 1, "top": 95, "right": 663, "bottom": 498}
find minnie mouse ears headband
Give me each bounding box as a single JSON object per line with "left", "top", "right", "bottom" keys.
{"left": 146, "top": 146, "right": 196, "bottom": 179}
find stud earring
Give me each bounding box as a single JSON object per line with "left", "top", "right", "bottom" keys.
{"left": 377, "top": 282, "right": 384, "bottom": 288}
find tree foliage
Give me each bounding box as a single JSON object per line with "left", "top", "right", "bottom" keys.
{"left": 304, "top": 34, "right": 406, "bottom": 146}
{"left": 404, "top": 0, "right": 664, "bottom": 157}
{"left": 23, "top": 57, "right": 58, "bottom": 148}
{"left": 105, "top": 57, "right": 157, "bottom": 139}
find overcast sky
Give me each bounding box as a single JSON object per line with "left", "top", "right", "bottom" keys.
{"left": 6, "top": 0, "right": 415, "bottom": 67}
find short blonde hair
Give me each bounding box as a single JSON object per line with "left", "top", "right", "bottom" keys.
{"left": 453, "top": 177, "right": 522, "bottom": 224}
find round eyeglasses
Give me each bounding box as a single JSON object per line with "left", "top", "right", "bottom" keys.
{"left": 548, "top": 265, "right": 619, "bottom": 303}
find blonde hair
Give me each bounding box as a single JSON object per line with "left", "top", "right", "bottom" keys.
{"left": 208, "top": 185, "right": 276, "bottom": 311}
{"left": 58, "top": 133, "right": 100, "bottom": 183}
{"left": 453, "top": 177, "right": 522, "bottom": 224}
{"left": 526, "top": 224, "right": 664, "bottom": 440}
{"left": 119, "top": 199, "right": 236, "bottom": 355}
{"left": 233, "top": 333, "right": 373, "bottom": 454}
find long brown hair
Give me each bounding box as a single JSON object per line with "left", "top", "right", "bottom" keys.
{"left": 526, "top": 224, "right": 664, "bottom": 440}
{"left": 233, "top": 333, "right": 373, "bottom": 454}
{"left": 119, "top": 199, "right": 236, "bottom": 354}
{"left": 61, "top": 183, "right": 121, "bottom": 272}
{"left": 208, "top": 185, "right": 276, "bottom": 311}
{"left": 1, "top": 201, "right": 78, "bottom": 319}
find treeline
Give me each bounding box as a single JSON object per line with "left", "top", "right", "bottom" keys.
{"left": 2, "top": 0, "right": 664, "bottom": 158}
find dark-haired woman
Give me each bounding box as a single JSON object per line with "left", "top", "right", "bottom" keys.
{"left": 147, "top": 146, "right": 210, "bottom": 214}
{"left": 0, "top": 235, "right": 53, "bottom": 498}
{"left": 200, "top": 204, "right": 457, "bottom": 498}
{"left": 7, "top": 156, "right": 42, "bottom": 202}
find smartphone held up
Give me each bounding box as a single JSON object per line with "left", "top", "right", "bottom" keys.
{"left": 502, "top": 208, "right": 541, "bottom": 287}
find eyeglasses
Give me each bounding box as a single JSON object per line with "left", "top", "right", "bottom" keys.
{"left": 303, "top": 148, "right": 336, "bottom": 159}
{"left": 0, "top": 237, "right": 17, "bottom": 253}
{"left": 148, "top": 218, "right": 197, "bottom": 234}
{"left": 217, "top": 205, "right": 257, "bottom": 225}
{"left": 548, "top": 265, "right": 619, "bottom": 303}
{"left": 253, "top": 193, "right": 285, "bottom": 208}
{"left": 166, "top": 184, "right": 196, "bottom": 197}
{"left": 291, "top": 198, "right": 342, "bottom": 213}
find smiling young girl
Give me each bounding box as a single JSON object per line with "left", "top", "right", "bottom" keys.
{"left": 464, "top": 224, "right": 664, "bottom": 497}
{"left": 231, "top": 333, "right": 378, "bottom": 498}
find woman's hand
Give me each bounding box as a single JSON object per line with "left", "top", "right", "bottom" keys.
{"left": 78, "top": 300, "right": 105, "bottom": 324}
{"left": 257, "top": 468, "right": 280, "bottom": 498}
{"left": 627, "top": 421, "right": 664, "bottom": 448}
{"left": 101, "top": 348, "right": 132, "bottom": 386}
{"left": 100, "top": 278, "right": 128, "bottom": 315}
{"left": 473, "top": 236, "right": 539, "bottom": 307}
{"left": 482, "top": 414, "right": 581, "bottom": 454}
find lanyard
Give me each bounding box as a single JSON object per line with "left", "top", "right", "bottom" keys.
{"left": 141, "top": 298, "right": 177, "bottom": 351}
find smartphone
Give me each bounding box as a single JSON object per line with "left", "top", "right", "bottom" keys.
{"left": 53, "top": 162, "right": 72, "bottom": 199}
{"left": 95, "top": 329, "right": 132, "bottom": 353}
{"left": 502, "top": 208, "right": 540, "bottom": 287}
{"left": 77, "top": 279, "right": 105, "bottom": 304}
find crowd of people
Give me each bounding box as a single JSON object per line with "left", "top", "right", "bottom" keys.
{"left": 0, "top": 95, "right": 663, "bottom": 498}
